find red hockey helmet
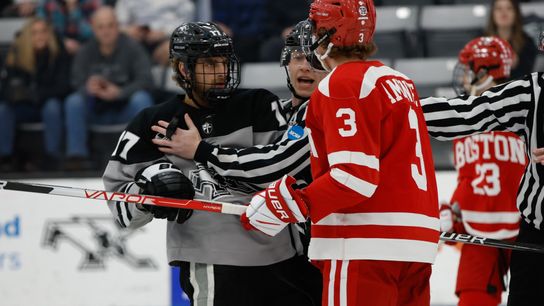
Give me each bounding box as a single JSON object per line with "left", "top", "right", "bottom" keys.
{"left": 309, "top": 0, "right": 376, "bottom": 47}
{"left": 458, "top": 36, "right": 514, "bottom": 81}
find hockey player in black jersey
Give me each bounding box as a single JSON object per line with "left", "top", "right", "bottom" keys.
{"left": 147, "top": 21, "right": 326, "bottom": 306}
{"left": 151, "top": 20, "right": 326, "bottom": 189}
{"left": 103, "top": 22, "right": 317, "bottom": 306}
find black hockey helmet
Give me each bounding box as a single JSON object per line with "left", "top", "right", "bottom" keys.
{"left": 280, "top": 21, "right": 323, "bottom": 100}
{"left": 280, "top": 21, "right": 304, "bottom": 67}
{"left": 169, "top": 22, "right": 240, "bottom": 105}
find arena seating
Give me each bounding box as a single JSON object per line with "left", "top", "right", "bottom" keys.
{"left": 1, "top": 1, "right": 543, "bottom": 175}
{"left": 420, "top": 4, "right": 487, "bottom": 57}
{"left": 374, "top": 5, "right": 420, "bottom": 58}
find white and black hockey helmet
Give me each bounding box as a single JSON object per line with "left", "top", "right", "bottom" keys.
{"left": 280, "top": 21, "right": 324, "bottom": 100}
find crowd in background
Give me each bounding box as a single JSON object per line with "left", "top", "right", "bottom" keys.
{"left": 0, "top": 0, "right": 540, "bottom": 174}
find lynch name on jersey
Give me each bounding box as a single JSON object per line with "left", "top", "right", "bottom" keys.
{"left": 382, "top": 78, "right": 417, "bottom": 105}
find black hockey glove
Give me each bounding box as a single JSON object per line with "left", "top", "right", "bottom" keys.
{"left": 134, "top": 162, "right": 195, "bottom": 224}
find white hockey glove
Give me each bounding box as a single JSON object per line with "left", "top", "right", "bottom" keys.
{"left": 241, "top": 175, "right": 308, "bottom": 236}
{"left": 439, "top": 202, "right": 461, "bottom": 233}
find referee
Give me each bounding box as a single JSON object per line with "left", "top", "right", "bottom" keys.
{"left": 421, "top": 37, "right": 543, "bottom": 306}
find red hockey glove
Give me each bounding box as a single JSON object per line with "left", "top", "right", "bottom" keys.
{"left": 241, "top": 175, "right": 308, "bottom": 236}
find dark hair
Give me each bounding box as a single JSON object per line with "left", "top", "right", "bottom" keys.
{"left": 484, "top": 0, "right": 525, "bottom": 54}
{"left": 316, "top": 28, "right": 377, "bottom": 60}
{"left": 170, "top": 57, "right": 188, "bottom": 88}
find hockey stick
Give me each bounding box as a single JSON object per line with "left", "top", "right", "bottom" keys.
{"left": 0, "top": 180, "right": 247, "bottom": 215}
{"left": 2, "top": 180, "right": 544, "bottom": 254}
{"left": 439, "top": 232, "right": 544, "bottom": 254}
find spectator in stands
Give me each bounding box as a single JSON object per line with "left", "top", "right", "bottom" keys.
{"left": 115, "top": 0, "right": 195, "bottom": 66}
{"left": 64, "top": 6, "right": 153, "bottom": 171}
{"left": 36, "top": 0, "right": 102, "bottom": 55}
{"left": 259, "top": 0, "right": 310, "bottom": 62}
{"left": 485, "top": 0, "right": 538, "bottom": 78}
{"left": 212, "top": 0, "right": 267, "bottom": 63}
{"left": 0, "top": 18, "right": 69, "bottom": 171}
{"left": 1, "top": 0, "right": 37, "bottom": 17}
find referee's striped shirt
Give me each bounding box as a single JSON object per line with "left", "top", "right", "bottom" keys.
{"left": 421, "top": 72, "right": 544, "bottom": 230}
{"left": 193, "top": 98, "right": 312, "bottom": 188}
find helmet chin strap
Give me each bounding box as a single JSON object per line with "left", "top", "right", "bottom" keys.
{"left": 314, "top": 42, "right": 334, "bottom": 72}
{"left": 285, "top": 67, "right": 310, "bottom": 101}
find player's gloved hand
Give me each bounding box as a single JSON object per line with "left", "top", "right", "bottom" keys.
{"left": 440, "top": 202, "right": 462, "bottom": 245}
{"left": 240, "top": 175, "right": 308, "bottom": 236}
{"left": 134, "top": 162, "right": 195, "bottom": 224}
{"left": 439, "top": 202, "right": 455, "bottom": 233}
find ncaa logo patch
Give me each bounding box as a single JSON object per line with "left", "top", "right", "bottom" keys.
{"left": 287, "top": 125, "right": 304, "bottom": 140}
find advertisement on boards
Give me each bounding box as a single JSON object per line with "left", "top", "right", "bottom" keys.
{"left": 0, "top": 178, "right": 172, "bottom": 306}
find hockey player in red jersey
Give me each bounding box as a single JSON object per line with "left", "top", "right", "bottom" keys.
{"left": 440, "top": 36, "right": 527, "bottom": 306}
{"left": 240, "top": 0, "right": 440, "bottom": 305}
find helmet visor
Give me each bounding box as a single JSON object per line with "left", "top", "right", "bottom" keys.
{"left": 281, "top": 46, "right": 310, "bottom": 67}
{"left": 299, "top": 19, "right": 326, "bottom": 71}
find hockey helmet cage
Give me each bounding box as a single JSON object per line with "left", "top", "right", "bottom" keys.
{"left": 169, "top": 22, "right": 240, "bottom": 103}
{"left": 280, "top": 21, "right": 304, "bottom": 67}
{"left": 459, "top": 36, "right": 513, "bottom": 80}
{"left": 453, "top": 36, "right": 513, "bottom": 95}
{"left": 281, "top": 20, "right": 324, "bottom": 70}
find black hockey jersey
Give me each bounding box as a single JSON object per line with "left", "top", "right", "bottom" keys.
{"left": 103, "top": 89, "right": 305, "bottom": 266}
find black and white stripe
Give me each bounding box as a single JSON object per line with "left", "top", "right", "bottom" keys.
{"left": 114, "top": 182, "right": 138, "bottom": 228}
{"left": 422, "top": 72, "right": 544, "bottom": 229}
{"left": 200, "top": 99, "right": 312, "bottom": 188}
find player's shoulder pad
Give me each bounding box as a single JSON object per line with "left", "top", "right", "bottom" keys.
{"left": 125, "top": 95, "right": 183, "bottom": 135}
{"left": 317, "top": 66, "right": 361, "bottom": 100}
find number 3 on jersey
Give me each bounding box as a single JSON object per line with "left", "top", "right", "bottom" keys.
{"left": 336, "top": 108, "right": 357, "bottom": 137}
{"left": 335, "top": 107, "right": 427, "bottom": 191}
{"left": 408, "top": 108, "right": 427, "bottom": 191}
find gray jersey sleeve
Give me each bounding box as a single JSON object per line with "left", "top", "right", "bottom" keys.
{"left": 102, "top": 106, "right": 169, "bottom": 229}
{"left": 103, "top": 160, "right": 156, "bottom": 229}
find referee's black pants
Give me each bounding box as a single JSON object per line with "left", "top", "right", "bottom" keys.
{"left": 507, "top": 220, "right": 544, "bottom": 306}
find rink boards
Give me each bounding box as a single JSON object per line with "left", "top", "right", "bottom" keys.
{"left": 0, "top": 173, "right": 507, "bottom": 306}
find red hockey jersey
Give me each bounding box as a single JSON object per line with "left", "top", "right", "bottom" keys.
{"left": 451, "top": 131, "right": 526, "bottom": 239}
{"left": 300, "top": 61, "right": 439, "bottom": 263}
